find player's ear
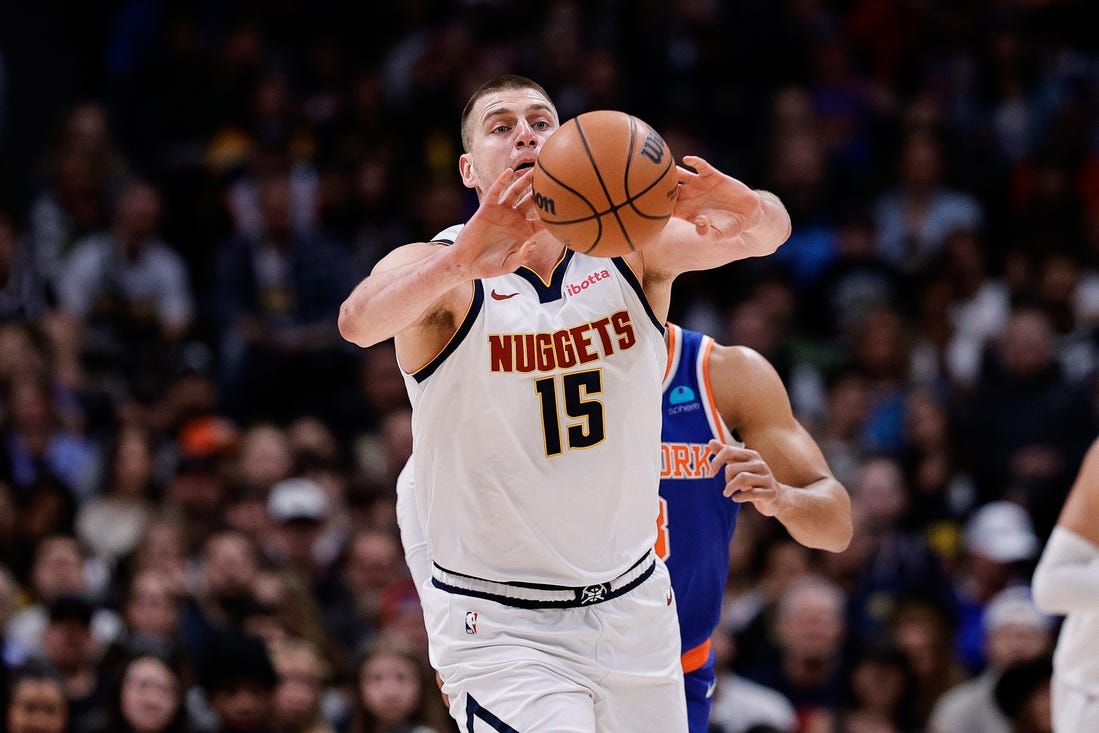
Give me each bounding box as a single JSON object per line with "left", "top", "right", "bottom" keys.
{"left": 459, "top": 154, "right": 477, "bottom": 190}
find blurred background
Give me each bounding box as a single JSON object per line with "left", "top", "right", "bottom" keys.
{"left": 1, "top": 1, "right": 1098, "bottom": 732}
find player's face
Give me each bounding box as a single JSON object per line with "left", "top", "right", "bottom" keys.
{"left": 460, "top": 88, "right": 558, "bottom": 195}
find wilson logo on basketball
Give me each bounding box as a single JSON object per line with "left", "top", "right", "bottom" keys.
{"left": 640, "top": 129, "right": 666, "bottom": 165}
{"left": 533, "top": 191, "right": 556, "bottom": 215}
{"left": 565, "top": 269, "right": 611, "bottom": 296}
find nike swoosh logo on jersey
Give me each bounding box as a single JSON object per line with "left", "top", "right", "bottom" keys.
{"left": 706, "top": 680, "right": 717, "bottom": 699}
{"left": 491, "top": 289, "right": 519, "bottom": 300}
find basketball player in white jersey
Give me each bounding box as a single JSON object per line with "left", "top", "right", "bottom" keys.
{"left": 1032, "top": 435, "right": 1099, "bottom": 731}
{"left": 338, "top": 74, "right": 791, "bottom": 732}
{"left": 396, "top": 321, "right": 853, "bottom": 732}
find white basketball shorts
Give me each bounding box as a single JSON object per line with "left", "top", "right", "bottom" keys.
{"left": 421, "top": 554, "right": 688, "bottom": 732}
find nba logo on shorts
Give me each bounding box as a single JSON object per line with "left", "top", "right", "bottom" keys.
{"left": 465, "top": 611, "right": 478, "bottom": 634}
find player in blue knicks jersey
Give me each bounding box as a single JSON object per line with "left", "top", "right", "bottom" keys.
{"left": 659, "top": 322, "right": 852, "bottom": 733}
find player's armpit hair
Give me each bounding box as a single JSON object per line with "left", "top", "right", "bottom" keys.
{"left": 421, "top": 306, "right": 457, "bottom": 332}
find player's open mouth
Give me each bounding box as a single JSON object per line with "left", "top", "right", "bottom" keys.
{"left": 515, "top": 161, "right": 535, "bottom": 171}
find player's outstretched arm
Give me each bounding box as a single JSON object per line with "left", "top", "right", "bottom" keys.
{"left": 641, "top": 156, "right": 791, "bottom": 279}
{"left": 706, "top": 344, "right": 852, "bottom": 553}
{"left": 339, "top": 167, "right": 538, "bottom": 351}
{"left": 1033, "top": 437, "right": 1099, "bottom": 614}
{"left": 338, "top": 242, "right": 470, "bottom": 349}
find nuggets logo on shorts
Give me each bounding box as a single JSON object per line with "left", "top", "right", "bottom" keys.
{"left": 465, "top": 611, "right": 478, "bottom": 634}
{"left": 579, "top": 584, "right": 609, "bottom": 605}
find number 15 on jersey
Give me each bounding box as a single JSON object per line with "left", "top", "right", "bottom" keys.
{"left": 533, "top": 370, "right": 606, "bottom": 456}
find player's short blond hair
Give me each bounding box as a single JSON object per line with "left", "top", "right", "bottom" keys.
{"left": 460, "top": 74, "right": 555, "bottom": 152}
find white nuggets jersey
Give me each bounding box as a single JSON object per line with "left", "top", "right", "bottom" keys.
{"left": 402, "top": 224, "right": 666, "bottom": 586}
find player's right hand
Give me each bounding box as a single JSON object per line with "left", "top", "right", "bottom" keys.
{"left": 451, "top": 167, "right": 544, "bottom": 279}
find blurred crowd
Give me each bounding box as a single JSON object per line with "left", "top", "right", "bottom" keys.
{"left": 2, "top": 1, "right": 1099, "bottom": 732}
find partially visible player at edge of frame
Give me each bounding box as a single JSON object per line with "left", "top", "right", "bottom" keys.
{"left": 394, "top": 322, "right": 853, "bottom": 733}
{"left": 658, "top": 321, "right": 851, "bottom": 732}
{"left": 1032, "top": 435, "right": 1099, "bottom": 732}
{"left": 339, "top": 74, "right": 792, "bottom": 732}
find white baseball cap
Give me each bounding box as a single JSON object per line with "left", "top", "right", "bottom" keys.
{"left": 984, "top": 586, "right": 1050, "bottom": 632}
{"left": 964, "top": 501, "right": 1038, "bottom": 563}
{"left": 267, "top": 478, "right": 330, "bottom": 523}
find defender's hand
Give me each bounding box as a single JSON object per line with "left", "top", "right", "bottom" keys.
{"left": 706, "top": 438, "right": 783, "bottom": 517}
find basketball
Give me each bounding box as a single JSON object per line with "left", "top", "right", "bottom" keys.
{"left": 532, "top": 110, "right": 678, "bottom": 257}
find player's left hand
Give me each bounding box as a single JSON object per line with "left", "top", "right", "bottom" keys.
{"left": 673, "top": 156, "right": 763, "bottom": 242}
{"left": 706, "top": 438, "right": 784, "bottom": 517}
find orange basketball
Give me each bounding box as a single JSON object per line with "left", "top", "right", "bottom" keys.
{"left": 532, "top": 110, "right": 678, "bottom": 257}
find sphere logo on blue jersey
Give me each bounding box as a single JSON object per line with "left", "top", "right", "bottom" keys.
{"left": 669, "top": 386, "right": 696, "bottom": 405}
{"left": 667, "top": 385, "right": 701, "bottom": 415}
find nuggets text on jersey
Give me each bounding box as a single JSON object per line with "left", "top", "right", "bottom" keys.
{"left": 488, "top": 310, "right": 637, "bottom": 373}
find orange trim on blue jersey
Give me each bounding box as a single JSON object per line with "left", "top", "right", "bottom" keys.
{"left": 681, "top": 638, "right": 712, "bottom": 673}
{"left": 699, "top": 338, "right": 724, "bottom": 438}
{"left": 663, "top": 323, "right": 678, "bottom": 383}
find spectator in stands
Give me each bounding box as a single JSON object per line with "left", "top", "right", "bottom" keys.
{"left": 930, "top": 587, "right": 1052, "bottom": 733}
{"left": 265, "top": 478, "right": 331, "bottom": 585}
{"left": 36, "top": 595, "right": 104, "bottom": 723}
{"left": 320, "top": 528, "right": 403, "bottom": 658}
{"left": 837, "top": 639, "right": 919, "bottom": 733}
{"left": 0, "top": 211, "right": 49, "bottom": 322}
{"left": 350, "top": 637, "right": 451, "bottom": 733}
{"left": 936, "top": 228, "right": 1011, "bottom": 390}
{"left": 890, "top": 601, "right": 967, "bottom": 727}
{"left": 708, "top": 622, "right": 797, "bottom": 733}
{"left": 178, "top": 531, "right": 261, "bottom": 664}
{"left": 215, "top": 171, "right": 351, "bottom": 424}
{"left": 100, "top": 568, "right": 182, "bottom": 672}
{"left": 198, "top": 631, "right": 278, "bottom": 733}
{"left": 26, "top": 106, "right": 119, "bottom": 304}
{"left": 0, "top": 372, "right": 99, "bottom": 501}
{"left": 233, "top": 424, "right": 294, "bottom": 498}
{"left": 85, "top": 637, "right": 190, "bottom": 733}
{"left": 129, "top": 517, "right": 190, "bottom": 598}
{"left": 269, "top": 637, "right": 335, "bottom": 733}
{"left": 849, "top": 308, "right": 912, "bottom": 457}
{"left": 0, "top": 566, "right": 25, "bottom": 668}
{"left": 742, "top": 576, "right": 849, "bottom": 729}
{"left": 75, "top": 425, "right": 158, "bottom": 566}
{"left": 829, "top": 455, "right": 955, "bottom": 641}
{"left": 57, "top": 180, "right": 193, "bottom": 388}
{"left": 959, "top": 308, "right": 1096, "bottom": 535}
{"left": 3, "top": 660, "right": 70, "bottom": 733}
{"left": 6, "top": 536, "right": 118, "bottom": 657}
{"left": 163, "top": 422, "right": 237, "bottom": 555}
{"left": 874, "top": 131, "right": 983, "bottom": 276}
{"left": 952, "top": 502, "right": 1040, "bottom": 674}
{"left": 730, "top": 533, "right": 813, "bottom": 675}
{"left": 992, "top": 655, "right": 1053, "bottom": 733}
